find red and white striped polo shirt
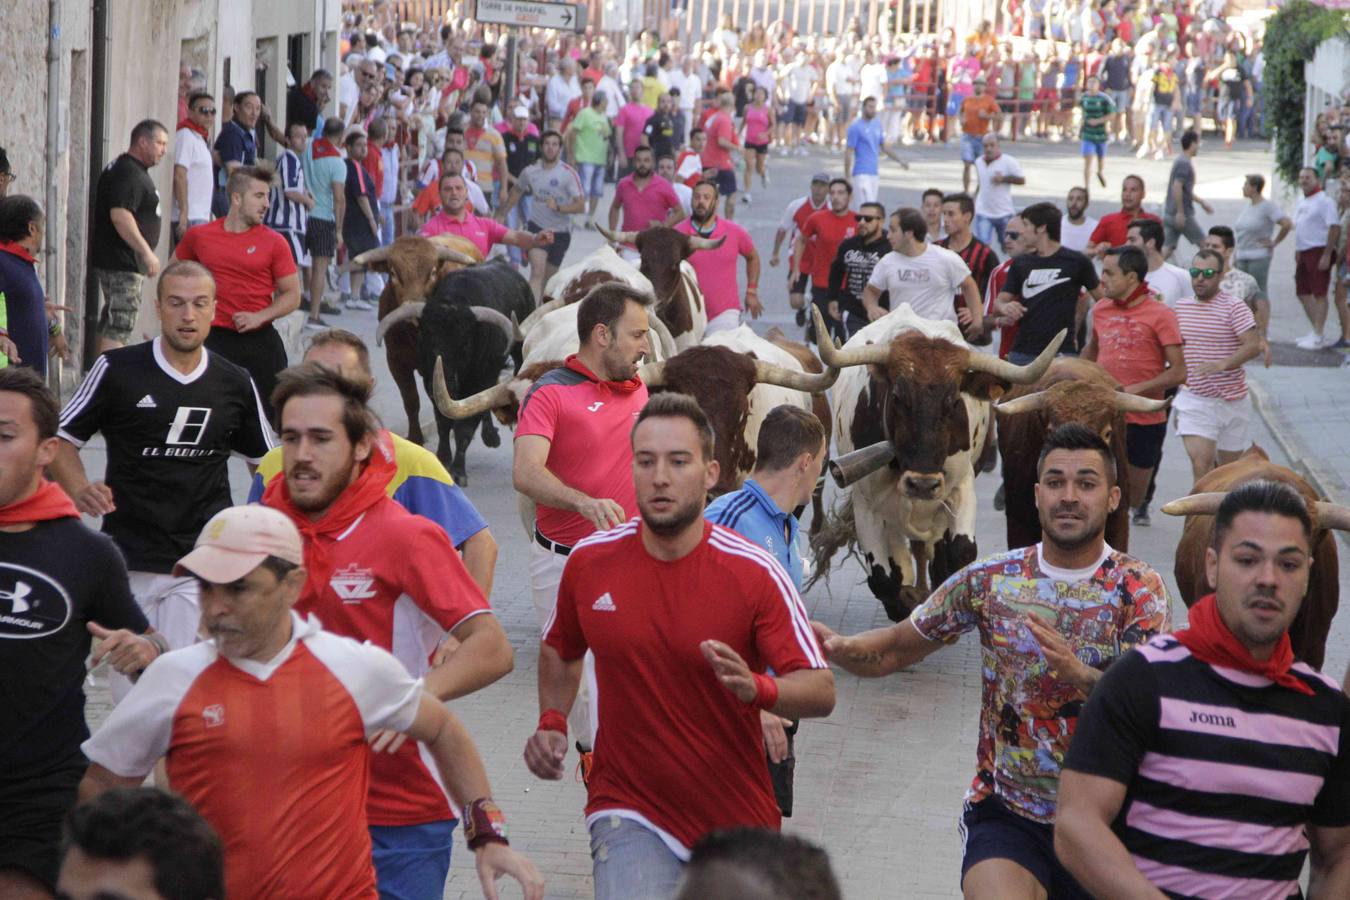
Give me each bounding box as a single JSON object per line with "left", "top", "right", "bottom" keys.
{"left": 1174, "top": 290, "right": 1257, "bottom": 400}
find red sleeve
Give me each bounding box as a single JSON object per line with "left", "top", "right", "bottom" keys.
{"left": 175, "top": 227, "right": 199, "bottom": 261}
{"left": 1153, "top": 304, "right": 1184, "bottom": 346}
{"left": 1087, "top": 218, "right": 1108, "bottom": 246}
{"left": 269, "top": 230, "right": 299, "bottom": 280}
{"left": 749, "top": 563, "right": 827, "bottom": 675}
{"left": 542, "top": 555, "right": 588, "bottom": 660}
{"left": 516, "top": 382, "right": 561, "bottom": 441}
{"left": 400, "top": 520, "right": 492, "bottom": 631}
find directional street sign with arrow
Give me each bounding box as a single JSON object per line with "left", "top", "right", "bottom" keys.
{"left": 473, "top": 0, "right": 587, "bottom": 32}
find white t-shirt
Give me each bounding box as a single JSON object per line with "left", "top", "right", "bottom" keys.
{"left": 1060, "top": 216, "right": 1099, "bottom": 253}
{"left": 673, "top": 181, "right": 693, "bottom": 217}
{"left": 974, "top": 154, "right": 1024, "bottom": 218}
{"left": 867, "top": 244, "right": 972, "bottom": 323}
{"left": 784, "top": 62, "right": 818, "bottom": 104}
{"left": 173, "top": 128, "right": 214, "bottom": 222}
{"left": 674, "top": 70, "right": 702, "bottom": 111}
{"left": 859, "top": 63, "right": 888, "bottom": 104}
{"left": 1293, "top": 190, "right": 1339, "bottom": 252}
{"left": 826, "top": 60, "right": 857, "bottom": 97}
{"left": 1145, "top": 262, "right": 1195, "bottom": 307}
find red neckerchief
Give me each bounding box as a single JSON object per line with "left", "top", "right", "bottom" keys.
{"left": 564, "top": 355, "right": 644, "bottom": 394}
{"left": 0, "top": 480, "right": 80, "bottom": 525}
{"left": 261, "top": 431, "right": 397, "bottom": 603}
{"left": 302, "top": 81, "right": 319, "bottom": 102}
{"left": 177, "top": 118, "right": 210, "bottom": 142}
{"left": 312, "top": 138, "right": 342, "bottom": 159}
{"left": 1113, "top": 281, "right": 1153, "bottom": 308}
{"left": 1175, "top": 594, "right": 1315, "bottom": 696}
{"left": 0, "top": 240, "right": 37, "bottom": 264}
{"left": 1306, "top": 186, "right": 1322, "bottom": 198}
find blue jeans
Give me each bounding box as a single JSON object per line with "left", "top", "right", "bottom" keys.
{"left": 370, "top": 819, "right": 456, "bottom": 900}
{"left": 589, "top": 814, "right": 685, "bottom": 900}
{"left": 505, "top": 195, "right": 532, "bottom": 265}
{"left": 974, "top": 214, "right": 1011, "bottom": 249}
{"left": 379, "top": 205, "right": 396, "bottom": 246}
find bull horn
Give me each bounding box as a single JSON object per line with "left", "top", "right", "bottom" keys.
{"left": 435, "top": 245, "right": 478, "bottom": 265}
{"left": 638, "top": 360, "right": 665, "bottom": 386}
{"left": 432, "top": 358, "right": 514, "bottom": 419}
{"left": 1113, "top": 391, "right": 1171, "bottom": 414}
{"left": 965, "top": 330, "right": 1067, "bottom": 385}
{"left": 649, "top": 312, "right": 678, "bottom": 359}
{"left": 829, "top": 441, "right": 896, "bottom": 488}
{"left": 519, "top": 297, "right": 565, "bottom": 334}
{"left": 470, "top": 306, "right": 517, "bottom": 345}
{"left": 811, "top": 307, "right": 890, "bottom": 368}
{"left": 687, "top": 233, "right": 727, "bottom": 252}
{"left": 1160, "top": 492, "right": 1226, "bottom": 517}
{"left": 1315, "top": 501, "right": 1350, "bottom": 531}
{"left": 374, "top": 302, "right": 426, "bottom": 346}
{"left": 340, "top": 245, "right": 392, "bottom": 273}
{"left": 994, "top": 392, "right": 1049, "bottom": 417}
{"left": 596, "top": 223, "right": 638, "bottom": 246}
{"left": 753, "top": 359, "right": 839, "bottom": 393}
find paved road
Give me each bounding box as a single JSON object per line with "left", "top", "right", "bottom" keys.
{"left": 82, "top": 133, "right": 1349, "bottom": 899}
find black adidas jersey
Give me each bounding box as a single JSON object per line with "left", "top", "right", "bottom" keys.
{"left": 58, "top": 337, "right": 276, "bottom": 573}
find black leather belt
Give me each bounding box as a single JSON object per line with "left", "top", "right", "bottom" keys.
{"left": 535, "top": 528, "right": 572, "bottom": 556}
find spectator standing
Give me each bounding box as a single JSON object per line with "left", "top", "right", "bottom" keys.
{"left": 1087, "top": 174, "right": 1159, "bottom": 257}
{"left": 287, "top": 69, "right": 333, "bottom": 134}
{"left": 342, "top": 129, "right": 382, "bottom": 311}
{"left": 1078, "top": 74, "right": 1114, "bottom": 190}
{"left": 973, "top": 136, "right": 1025, "bottom": 249}
{"left": 1162, "top": 130, "right": 1214, "bottom": 260}
{"left": 866, "top": 206, "right": 982, "bottom": 334}
{"left": 264, "top": 123, "right": 313, "bottom": 280}
{"left": 643, "top": 93, "right": 679, "bottom": 166}
{"left": 464, "top": 98, "right": 508, "bottom": 204}
{"left": 172, "top": 92, "right": 216, "bottom": 246}
{"left": 673, "top": 57, "right": 704, "bottom": 143}
{"left": 546, "top": 59, "right": 582, "bottom": 130}
{"left": 499, "top": 131, "right": 585, "bottom": 301}
{"left": 565, "top": 93, "right": 611, "bottom": 229}
{"left": 615, "top": 81, "right": 655, "bottom": 175}
{"left": 1292, "top": 166, "right": 1342, "bottom": 350}
{"left": 1232, "top": 173, "right": 1291, "bottom": 301}
{"left": 677, "top": 180, "right": 761, "bottom": 334}
{"left": 795, "top": 179, "right": 858, "bottom": 342}
{"left": 780, "top": 51, "right": 818, "bottom": 155}
{"left": 1126, "top": 218, "right": 1194, "bottom": 306}
{"left": 214, "top": 91, "right": 262, "bottom": 216}
{"left": 1101, "top": 38, "right": 1133, "bottom": 140}
{"left": 374, "top": 119, "right": 400, "bottom": 246}
{"left": 304, "top": 118, "right": 348, "bottom": 326}
{"left": 1060, "top": 187, "right": 1099, "bottom": 254}
{"left": 0, "top": 196, "right": 65, "bottom": 377}
{"left": 958, "top": 76, "right": 1000, "bottom": 194}
{"left": 91, "top": 120, "right": 167, "bottom": 353}
{"left": 845, "top": 96, "right": 908, "bottom": 206}
{"left": 827, "top": 200, "right": 890, "bottom": 338}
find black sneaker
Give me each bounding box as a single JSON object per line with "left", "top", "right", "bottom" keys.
{"left": 795, "top": 307, "right": 807, "bottom": 327}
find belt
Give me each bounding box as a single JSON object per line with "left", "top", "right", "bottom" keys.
{"left": 535, "top": 527, "right": 572, "bottom": 557}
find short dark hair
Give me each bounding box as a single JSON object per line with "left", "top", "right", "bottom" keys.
{"left": 305, "top": 327, "right": 373, "bottom": 378}
{"left": 367, "top": 118, "right": 389, "bottom": 141}
{"left": 232, "top": 90, "right": 259, "bottom": 107}
{"left": 859, "top": 201, "right": 885, "bottom": 219}
{"left": 0, "top": 366, "right": 59, "bottom": 440}
{"left": 286, "top": 120, "right": 310, "bottom": 139}
{"left": 1207, "top": 225, "right": 1235, "bottom": 250}
{"left": 893, "top": 207, "right": 927, "bottom": 241}
{"left": 1181, "top": 129, "right": 1199, "bottom": 150}
{"left": 1193, "top": 247, "right": 1225, "bottom": 270}
{"left": 309, "top": 68, "right": 333, "bottom": 82}
{"left": 576, "top": 283, "right": 653, "bottom": 345}
{"left": 633, "top": 392, "right": 716, "bottom": 462}
{"left": 1104, "top": 245, "right": 1148, "bottom": 283}
{"left": 828, "top": 177, "right": 852, "bottom": 195}
{"left": 1068, "top": 185, "right": 1089, "bottom": 202}
{"left": 1122, "top": 173, "right": 1145, "bottom": 192}
{"left": 322, "top": 117, "right": 346, "bottom": 139}
{"left": 1020, "top": 202, "right": 1062, "bottom": 242}
{"left": 344, "top": 128, "right": 367, "bottom": 147}
{"left": 1036, "top": 423, "right": 1116, "bottom": 485}
{"left": 1212, "top": 480, "right": 1313, "bottom": 550}
{"left": 755, "top": 405, "right": 826, "bottom": 472}
{"left": 690, "top": 127, "right": 705, "bottom": 139}
{"left": 580, "top": 75, "right": 596, "bottom": 86}
{"left": 1128, "top": 217, "right": 1165, "bottom": 252}
{"left": 0, "top": 146, "right": 9, "bottom": 175}
{"left": 63, "top": 788, "right": 224, "bottom": 900}
{"left": 187, "top": 91, "right": 214, "bottom": 110}
{"left": 541, "top": 129, "right": 563, "bottom": 145}
{"left": 632, "top": 144, "right": 654, "bottom": 158}
{"left": 226, "top": 161, "right": 276, "bottom": 199}
{"left": 942, "top": 192, "right": 975, "bottom": 219}
{"left": 130, "top": 119, "right": 168, "bottom": 145}
{"left": 921, "top": 187, "right": 944, "bottom": 203}
{"left": 674, "top": 828, "right": 842, "bottom": 900}
{"left": 1246, "top": 173, "right": 1265, "bottom": 193}
{"left": 271, "top": 363, "right": 380, "bottom": 443}
{"left": 156, "top": 259, "right": 216, "bottom": 302}
{"left": 0, "top": 194, "right": 43, "bottom": 243}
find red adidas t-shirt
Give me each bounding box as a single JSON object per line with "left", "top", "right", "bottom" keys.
{"left": 544, "top": 521, "right": 828, "bottom": 855}
{"left": 800, "top": 209, "right": 858, "bottom": 288}
{"left": 175, "top": 220, "right": 298, "bottom": 329}
{"left": 516, "top": 366, "right": 648, "bottom": 547}
{"left": 288, "top": 495, "right": 492, "bottom": 826}
{"left": 986, "top": 257, "right": 1018, "bottom": 359}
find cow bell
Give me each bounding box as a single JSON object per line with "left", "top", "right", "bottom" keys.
{"left": 829, "top": 441, "right": 897, "bottom": 488}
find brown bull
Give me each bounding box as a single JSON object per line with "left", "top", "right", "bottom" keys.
{"left": 1162, "top": 446, "right": 1350, "bottom": 669}
{"left": 345, "top": 235, "right": 482, "bottom": 445}
{"left": 994, "top": 358, "right": 1167, "bottom": 553}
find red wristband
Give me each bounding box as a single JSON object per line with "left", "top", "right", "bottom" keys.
{"left": 537, "top": 708, "right": 568, "bottom": 737}
{"left": 463, "top": 798, "right": 509, "bottom": 850}
{"left": 752, "top": 672, "right": 779, "bottom": 710}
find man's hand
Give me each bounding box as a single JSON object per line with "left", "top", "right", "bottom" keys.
{"left": 533, "top": 230, "right": 555, "bottom": 248}
{"left": 175, "top": 221, "right": 188, "bottom": 241}
{"left": 1025, "top": 613, "right": 1095, "bottom": 695}
{"left": 1261, "top": 337, "right": 1272, "bottom": 368}
{"left": 1000, "top": 300, "right": 1027, "bottom": 322}
{"left": 865, "top": 303, "right": 885, "bottom": 322}
{"left": 369, "top": 729, "right": 409, "bottom": 754}
{"left": 88, "top": 622, "right": 158, "bottom": 675}
{"left": 1199, "top": 200, "right": 1214, "bottom": 215}
{"left": 576, "top": 496, "right": 625, "bottom": 531}
{"left": 769, "top": 253, "right": 780, "bottom": 267}
{"left": 700, "top": 639, "right": 756, "bottom": 704}
{"left": 761, "top": 711, "right": 789, "bottom": 763}
{"left": 1192, "top": 359, "right": 1228, "bottom": 377}
{"left": 141, "top": 250, "right": 162, "bottom": 278}
{"left": 809, "top": 621, "right": 848, "bottom": 660}
{"left": 474, "top": 842, "right": 546, "bottom": 900}
{"left": 50, "top": 332, "right": 71, "bottom": 361}
{"left": 1320, "top": 252, "right": 1332, "bottom": 272}
{"left": 0, "top": 335, "right": 20, "bottom": 363}
{"left": 957, "top": 306, "right": 973, "bottom": 326}
{"left": 232, "top": 310, "right": 270, "bottom": 333}
{"left": 74, "top": 482, "right": 117, "bottom": 517}
{"left": 523, "top": 729, "right": 568, "bottom": 780}
{"left": 1257, "top": 237, "right": 1274, "bottom": 249}
{"left": 746, "top": 290, "right": 764, "bottom": 319}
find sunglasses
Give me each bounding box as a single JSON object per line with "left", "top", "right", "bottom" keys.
{"left": 857, "top": 215, "right": 881, "bottom": 222}
{"left": 194, "top": 107, "right": 217, "bottom": 115}
{"left": 1189, "top": 267, "right": 1220, "bottom": 278}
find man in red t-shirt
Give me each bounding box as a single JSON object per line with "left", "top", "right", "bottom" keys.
{"left": 1087, "top": 174, "right": 1161, "bottom": 258}
{"left": 794, "top": 178, "right": 858, "bottom": 343}
{"left": 984, "top": 214, "right": 1033, "bottom": 358}
{"left": 700, "top": 91, "right": 741, "bottom": 218}
{"left": 513, "top": 283, "right": 654, "bottom": 752}
{"left": 524, "top": 393, "right": 834, "bottom": 900}
{"left": 175, "top": 164, "right": 301, "bottom": 421}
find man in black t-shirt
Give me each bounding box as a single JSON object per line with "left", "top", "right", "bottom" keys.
{"left": 643, "top": 93, "right": 679, "bottom": 164}
{"left": 49, "top": 261, "right": 273, "bottom": 700}
{"left": 0, "top": 367, "right": 161, "bottom": 897}
{"left": 994, "top": 202, "right": 1102, "bottom": 363}
{"left": 91, "top": 119, "right": 167, "bottom": 353}
{"left": 828, "top": 200, "right": 890, "bottom": 339}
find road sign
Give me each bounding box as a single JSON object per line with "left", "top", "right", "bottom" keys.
{"left": 473, "top": 0, "right": 587, "bottom": 32}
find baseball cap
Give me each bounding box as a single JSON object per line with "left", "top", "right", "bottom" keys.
{"left": 175, "top": 506, "right": 304, "bottom": 584}
{"left": 811, "top": 171, "right": 831, "bottom": 184}
{"left": 512, "top": 104, "right": 530, "bottom": 118}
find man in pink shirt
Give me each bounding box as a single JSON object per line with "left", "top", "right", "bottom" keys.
{"left": 615, "top": 81, "right": 654, "bottom": 174}
{"left": 420, "top": 172, "right": 552, "bottom": 257}
{"left": 607, "top": 146, "right": 685, "bottom": 260}
{"left": 677, "top": 180, "right": 760, "bottom": 334}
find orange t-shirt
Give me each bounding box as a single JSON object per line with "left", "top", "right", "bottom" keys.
{"left": 961, "top": 94, "right": 1001, "bottom": 138}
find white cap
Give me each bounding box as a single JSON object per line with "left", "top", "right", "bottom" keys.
{"left": 175, "top": 506, "right": 304, "bottom": 584}
{"left": 511, "top": 104, "right": 530, "bottom": 118}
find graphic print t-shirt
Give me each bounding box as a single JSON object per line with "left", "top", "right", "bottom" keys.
{"left": 1003, "top": 247, "right": 1099, "bottom": 356}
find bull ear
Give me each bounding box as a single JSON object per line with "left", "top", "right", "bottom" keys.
{"left": 961, "top": 371, "right": 1005, "bottom": 401}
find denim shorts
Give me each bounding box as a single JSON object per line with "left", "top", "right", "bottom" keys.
{"left": 961, "top": 132, "right": 985, "bottom": 164}
{"left": 577, "top": 162, "right": 607, "bottom": 198}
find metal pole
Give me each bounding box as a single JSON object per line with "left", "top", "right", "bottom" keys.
{"left": 504, "top": 29, "right": 517, "bottom": 109}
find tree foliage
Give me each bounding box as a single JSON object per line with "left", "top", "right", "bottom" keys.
{"left": 1262, "top": 0, "right": 1349, "bottom": 184}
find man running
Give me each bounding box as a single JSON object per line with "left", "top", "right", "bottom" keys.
{"left": 525, "top": 393, "right": 834, "bottom": 900}
{"left": 421, "top": 171, "right": 552, "bottom": 260}
{"left": 677, "top": 180, "right": 760, "bottom": 334}
{"left": 1204, "top": 225, "right": 1271, "bottom": 365}
{"left": 845, "top": 95, "right": 908, "bottom": 205}
{"left": 958, "top": 76, "right": 1000, "bottom": 193}
{"left": 770, "top": 172, "right": 829, "bottom": 327}
{"left": 1077, "top": 75, "right": 1114, "bottom": 190}
{"left": 51, "top": 260, "right": 274, "bottom": 696}
{"left": 78, "top": 505, "right": 544, "bottom": 900}
{"left": 813, "top": 424, "right": 1171, "bottom": 900}
{"left": 1125, "top": 217, "right": 1194, "bottom": 306}
{"left": 937, "top": 192, "right": 999, "bottom": 316}
{"left": 972, "top": 136, "right": 1024, "bottom": 249}
{"left": 1060, "top": 187, "right": 1098, "bottom": 254}
{"left": 1087, "top": 174, "right": 1159, "bottom": 259}
{"left": 828, "top": 200, "right": 890, "bottom": 338}
{"left": 608, "top": 145, "right": 685, "bottom": 261}
{"left": 865, "top": 207, "right": 982, "bottom": 335}
{"left": 174, "top": 165, "right": 301, "bottom": 421}
{"left": 795, "top": 178, "right": 858, "bottom": 342}
{"left": 497, "top": 130, "right": 585, "bottom": 301}
{"left": 1057, "top": 481, "right": 1350, "bottom": 898}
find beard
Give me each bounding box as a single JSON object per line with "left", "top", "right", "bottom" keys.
{"left": 1039, "top": 504, "right": 1108, "bottom": 552}
{"left": 161, "top": 326, "right": 207, "bottom": 354}
{"left": 286, "top": 457, "right": 357, "bottom": 512}
{"left": 640, "top": 493, "right": 705, "bottom": 536}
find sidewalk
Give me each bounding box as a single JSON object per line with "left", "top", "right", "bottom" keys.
{"left": 1248, "top": 362, "right": 1350, "bottom": 509}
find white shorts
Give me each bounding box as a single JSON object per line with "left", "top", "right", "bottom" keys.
{"left": 704, "top": 307, "right": 742, "bottom": 335}
{"left": 852, "top": 173, "right": 880, "bottom": 205}
{"left": 530, "top": 540, "right": 597, "bottom": 746}
{"left": 1173, "top": 389, "right": 1251, "bottom": 452}
{"left": 109, "top": 572, "right": 201, "bottom": 703}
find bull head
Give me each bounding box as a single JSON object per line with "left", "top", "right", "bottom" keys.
{"left": 378, "top": 303, "right": 518, "bottom": 347}
{"left": 341, "top": 241, "right": 477, "bottom": 274}
{"left": 995, "top": 388, "right": 1170, "bottom": 444}
{"left": 637, "top": 356, "right": 838, "bottom": 392}
{"left": 1162, "top": 492, "right": 1350, "bottom": 531}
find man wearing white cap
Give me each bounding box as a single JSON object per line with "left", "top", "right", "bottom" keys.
{"left": 77, "top": 504, "right": 544, "bottom": 900}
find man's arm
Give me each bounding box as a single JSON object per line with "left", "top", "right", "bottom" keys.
{"left": 514, "top": 434, "right": 625, "bottom": 530}
{"left": 1193, "top": 327, "right": 1261, "bottom": 376}
{"left": 523, "top": 643, "right": 585, "bottom": 780}
{"left": 959, "top": 275, "right": 984, "bottom": 332}
{"left": 861, "top": 283, "right": 888, "bottom": 321}
{"left": 459, "top": 529, "right": 498, "bottom": 597}
{"left": 770, "top": 227, "right": 789, "bottom": 265}
{"left": 614, "top": 125, "right": 627, "bottom": 168}
{"left": 332, "top": 182, "right": 347, "bottom": 246}
{"left": 743, "top": 242, "right": 762, "bottom": 318}
{"left": 1171, "top": 180, "right": 1186, "bottom": 225}
{"left": 173, "top": 166, "right": 189, "bottom": 238}
{"left": 1323, "top": 225, "right": 1342, "bottom": 270}
{"left": 663, "top": 203, "right": 686, "bottom": 227}
{"left": 1054, "top": 770, "right": 1167, "bottom": 899}
{"left": 994, "top": 289, "right": 1026, "bottom": 321}
{"left": 1081, "top": 328, "right": 1100, "bottom": 362}
{"left": 109, "top": 208, "right": 160, "bottom": 276}
{"left": 843, "top": 146, "right": 854, "bottom": 178}
{"left": 1310, "top": 824, "right": 1350, "bottom": 899}
{"left": 809, "top": 618, "right": 944, "bottom": 678}
{"left": 423, "top": 613, "right": 514, "bottom": 701}
{"left": 49, "top": 440, "right": 116, "bottom": 517}
{"left": 1123, "top": 343, "right": 1186, "bottom": 395}
{"left": 77, "top": 762, "right": 147, "bottom": 804}
{"left": 234, "top": 272, "right": 301, "bottom": 332}
{"left": 607, "top": 192, "right": 621, "bottom": 230}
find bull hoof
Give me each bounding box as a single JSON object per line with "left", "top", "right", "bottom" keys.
{"left": 407, "top": 426, "right": 425, "bottom": 446}
{"left": 481, "top": 420, "right": 501, "bottom": 449}
{"left": 451, "top": 467, "right": 468, "bottom": 487}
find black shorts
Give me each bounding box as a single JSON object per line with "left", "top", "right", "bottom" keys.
{"left": 810, "top": 285, "right": 831, "bottom": 310}
{"left": 960, "top": 796, "right": 1092, "bottom": 898}
{"left": 206, "top": 324, "right": 288, "bottom": 424}
{"left": 306, "top": 217, "right": 337, "bottom": 258}
{"left": 790, "top": 273, "right": 809, "bottom": 295}
{"left": 527, "top": 221, "right": 572, "bottom": 268}
{"left": 1126, "top": 421, "right": 1168, "bottom": 469}
{"left": 713, "top": 168, "right": 738, "bottom": 196}
{"left": 745, "top": 141, "right": 770, "bottom": 154}
{"left": 0, "top": 755, "right": 86, "bottom": 890}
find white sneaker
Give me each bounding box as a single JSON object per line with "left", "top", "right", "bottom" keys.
{"left": 346, "top": 297, "right": 374, "bottom": 311}
{"left": 741, "top": 192, "right": 752, "bottom": 204}
{"left": 1296, "top": 331, "right": 1327, "bottom": 349}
